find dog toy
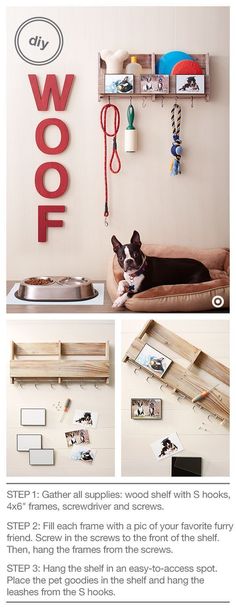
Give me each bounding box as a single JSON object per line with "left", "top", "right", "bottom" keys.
{"left": 100, "top": 49, "right": 129, "bottom": 73}
{"left": 192, "top": 384, "right": 219, "bottom": 404}
{"left": 100, "top": 101, "right": 121, "bottom": 224}
{"left": 125, "top": 102, "right": 137, "bottom": 152}
{"left": 170, "top": 103, "right": 183, "bottom": 176}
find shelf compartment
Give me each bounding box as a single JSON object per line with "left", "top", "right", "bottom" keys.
{"left": 10, "top": 341, "right": 110, "bottom": 384}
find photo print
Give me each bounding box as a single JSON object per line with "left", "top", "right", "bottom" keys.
{"left": 135, "top": 344, "right": 172, "bottom": 378}
{"left": 151, "top": 432, "right": 183, "bottom": 461}
{"left": 105, "top": 74, "right": 134, "bottom": 94}
{"left": 71, "top": 448, "right": 96, "bottom": 463}
{"left": 73, "top": 410, "right": 98, "bottom": 428}
{"left": 176, "top": 75, "right": 205, "bottom": 94}
{"left": 65, "top": 429, "right": 90, "bottom": 447}
{"left": 141, "top": 74, "right": 169, "bottom": 94}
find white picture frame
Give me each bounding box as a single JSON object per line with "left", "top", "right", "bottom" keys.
{"left": 29, "top": 448, "right": 55, "bottom": 466}
{"left": 20, "top": 408, "right": 46, "bottom": 426}
{"left": 17, "top": 434, "right": 42, "bottom": 452}
{"left": 176, "top": 75, "right": 205, "bottom": 94}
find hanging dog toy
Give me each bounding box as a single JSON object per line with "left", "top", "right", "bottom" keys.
{"left": 170, "top": 103, "right": 183, "bottom": 176}
{"left": 100, "top": 100, "right": 121, "bottom": 225}
{"left": 125, "top": 101, "right": 137, "bottom": 152}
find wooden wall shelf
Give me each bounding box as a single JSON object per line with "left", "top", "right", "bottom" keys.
{"left": 10, "top": 342, "right": 110, "bottom": 384}
{"left": 98, "top": 52, "right": 210, "bottom": 101}
{"left": 123, "top": 321, "right": 229, "bottom": 422}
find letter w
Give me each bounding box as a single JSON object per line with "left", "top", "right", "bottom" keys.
{"left": 28, "top": 74, "right": 75, "bottom": 111}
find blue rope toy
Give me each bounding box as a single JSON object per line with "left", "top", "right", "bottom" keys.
{"left": 170, "top": 103, "right": 183, "bottom": 176}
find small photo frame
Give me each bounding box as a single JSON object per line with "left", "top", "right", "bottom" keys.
{"left": 141, "top": 74, "right": 169, "bottom": 94}
{"left": 17, "top": 434, "right": 42, "bottom": 452}
{"left": 20, "top": 408, "right": 46, "bottom": 426}
{"left": 71, "top": 448, "right": 96, "bottom": 463}
{"left": 135, "top": 343, "right": 172, "bottom": 378}
{"left": 73, "top": 410, "right": 98, "bottom": 428}
{"left": 65, "top": 429, "right": 90, "bottom": 447}
{"left": 176, "top": 75, "right": 205, "bottom": 94}
{"left": 151, "top": 432, "right": 183, "bottom": 461}
{"left": 131, "top": 398, "right": 162, "bottom": 420}
{"left": 105, "top": 74, "right": 134, "bottom": 94}
{"left": 29, "top": 448, "right": 54, "bottom": 466}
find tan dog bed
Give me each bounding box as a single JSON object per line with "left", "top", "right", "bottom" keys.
{"left": 106, "top": 244, "right": 229, "bottom": 312}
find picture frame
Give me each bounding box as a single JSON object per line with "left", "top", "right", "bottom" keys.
{"left": 29, "top": 448, "right": 55, "bottom": 466}
{"left": 20, "top": 408, "right": 46, "bottom": 426}
{"left": 176, "top": 75, "right": 205, "bottom": 94}
{"left": 135, "top": 343, "right": 172, "bottom": 378}
{"left": 104, "top": 74, "right": 134, "bottom": 94}
{"left": 131, "top": 398, "right": 162, "bottom": 420}
{"left": 17, "top": 434, "right": 42, "bottom": 452}
{"left": 65, "top": 429, "right": 90, "bottom": 447}
{"left": 140, "top": 74, "right": 169, "bottom": 94}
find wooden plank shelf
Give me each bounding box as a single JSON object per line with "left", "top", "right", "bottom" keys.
{"left": 10, "top": 341, "right": 110, "bottom": 384}
{"left": 98, "top": 52, "right": 210, "bottom": 101}
{"left": 123, "top": 321, "right": 229, "bottom": 422}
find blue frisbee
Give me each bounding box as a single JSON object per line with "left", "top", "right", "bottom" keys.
{"left": 156, "top": 51, "right": 193, "bottom": 75}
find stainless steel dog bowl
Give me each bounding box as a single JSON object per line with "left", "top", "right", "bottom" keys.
{"left": 15, "top": 276, "right": 98, "bottom": 302}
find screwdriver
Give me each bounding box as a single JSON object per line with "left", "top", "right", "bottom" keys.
{"left": 192, "top": 384, "right": 220, "bottom": 404}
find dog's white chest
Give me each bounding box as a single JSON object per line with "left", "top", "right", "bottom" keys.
{"left": 124, "top": 272, "right": 144, "bottom": 291}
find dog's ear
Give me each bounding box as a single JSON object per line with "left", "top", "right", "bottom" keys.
{"left": 130, "top": 230, "right": 142, "bottom": 248}
{"left": 111, "top": 235, "right": 122, "bottom": 253}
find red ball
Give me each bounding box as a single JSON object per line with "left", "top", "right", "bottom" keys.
{"left": 171, "top": 59, "right": 203, "bottom": 75}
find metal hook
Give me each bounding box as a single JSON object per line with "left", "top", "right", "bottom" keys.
{"left": 177, "top": 392, "right": 186, "bottom": 401}
{"left": 104, "top": 218, "right": 109, "bottom": 227}
{"left": 94, "top": 383, "right": 100, "bottom": 390}
{"left": 161, "top": 96, "right": 164, "bottom": 108}
{"left": 191, "top": 96, "right": 194, "bottom": 108}
{"left": 108, "top": 95, "right": 111, "bottom": 105}
{"left": 142, "top": 96, "right": 147, "bottom": 108}
{"left": 17, "top": 381, "right": 23, "bottom": 389}
{"left": 133, "top": 366, "right": 141, "bottom": 374}
{"left": 130, "top": 96, "right": 132, "bottom": 105}
{"left": 146, "top": 374, "right": 154, "bottom": 383}
{"left": 50, "top": 383, "right": 55, "bottom": 390}
{"left": 34, "top": 383, "right": 38, "bottom": 390}
{"left": 80, "top": 383, "right": 85, "bottom": 390}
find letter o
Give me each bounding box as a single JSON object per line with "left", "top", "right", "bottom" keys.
{"left": 35, "top": 119, "right": 69, "bottom": 154}
{"left": 35, "top": 162, "right": 68, "bottom": 198}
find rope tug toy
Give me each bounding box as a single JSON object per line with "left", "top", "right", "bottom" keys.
{"left": 100, "top": 101, "right": 121, "bottom": 225}
{"left": 170, "top": 103, "right": 183, "bottom": 176}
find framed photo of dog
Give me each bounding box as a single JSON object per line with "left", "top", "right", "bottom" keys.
{"left": 135, "top": 344, "right": 172, "bottom": 378}
{"left": 176, "top": 75, "right": 205, "bottom": 94}
{"left": 131, "top": 398, "right": 162, "bottom": 419}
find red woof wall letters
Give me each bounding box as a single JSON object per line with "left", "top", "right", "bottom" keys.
{"left": 29, "top": 74, "right": 75, "bottom": 242}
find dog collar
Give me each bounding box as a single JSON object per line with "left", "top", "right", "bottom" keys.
{"left": 128, "top": 257, "right": 147, "bottom": 280}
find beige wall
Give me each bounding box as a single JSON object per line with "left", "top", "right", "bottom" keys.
{"left": 7, "top": 320, "right": 114, "bottom": 477}
{"left": 7, "top": 6, "right": 229, "bottom": 280}
{"left": 122, "top": 319, "right": 229, "bottom": 477}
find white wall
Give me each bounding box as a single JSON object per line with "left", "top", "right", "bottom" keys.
{"left": 7, "top": 6, "right": 229, "bottom": 280}
{"left": 122, "top": 319, "right": 229, "bottom": 477}
{"left": 7, "top": 320, "right": 114, "bottom": 477}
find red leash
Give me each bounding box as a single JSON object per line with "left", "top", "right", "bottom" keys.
{"left": 100, "top": 102, "right": 121, "bottom": 224}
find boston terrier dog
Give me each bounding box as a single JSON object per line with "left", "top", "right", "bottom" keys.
{"left": 111, "top": 230, "right": 211, "bottom": 308}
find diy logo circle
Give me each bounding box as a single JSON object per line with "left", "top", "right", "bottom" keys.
{"left": 212, "top": 295, "right": 224, "bottom": 308}
{"left": 14, "top": 17, "right": 63, "bottom": 65}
